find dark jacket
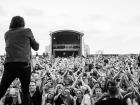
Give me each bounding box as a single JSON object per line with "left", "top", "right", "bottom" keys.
{"left": 4, "top": 28, "right": 39, "bottom": 63}
{"left": 95, "top": 98, "right": 127, "bottom": 105}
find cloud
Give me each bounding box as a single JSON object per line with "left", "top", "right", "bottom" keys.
{"left": 87, "top": 14, "right": 104, "bottom": 21}
{"left": 0, "top": 5, "right": 6, "bottom": 16}
{"left": 86, "top": 29, "right": 104, "bottom": 35}
{"left": 23, "top": 8, "right": 44, "bottom": 17}
{"left": 118, "top": 15, "right": 140, "bottom": 27}
{"left": 129, "top": 15, "right": 140, "bottom": 26}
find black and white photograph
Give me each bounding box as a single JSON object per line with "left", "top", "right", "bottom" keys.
{"left": 0, "top": 0, "right": 140, "bottom": 105}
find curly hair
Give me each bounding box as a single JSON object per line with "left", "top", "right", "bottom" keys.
{"left": 9, "top": 16, "right": 25, "bottom": 29}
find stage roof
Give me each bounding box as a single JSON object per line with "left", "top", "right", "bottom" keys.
{"left": 50, "top": 30, "right": 84, "bottom": 37}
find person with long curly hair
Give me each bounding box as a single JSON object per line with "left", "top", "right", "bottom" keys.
{"left": 0, "top": 16, "right": 39, "bottom": 105}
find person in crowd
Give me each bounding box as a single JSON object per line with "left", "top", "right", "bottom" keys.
{"left": 74, "top": 89, "right": 83, "bottom": 105}
{"left": 62, "top": 88, "right": 75, "bottom": 105}
{"left": 95, "top": 85, "right": 127, "bottom": 105}
{"left": 3, "top": 87, "right": 22, "bottom": 105}
{"left": 42, "top": 89, "right": 55, "bottom": 105}
{"left": 29, "top": 79, "right": 44, "bottom": 105}
{"left": 91, "top": 87, "right": 102, "bottom": 105}
{"left": 81, "top": 88, "right": 91, "bottom": 105}
{"left": 54, "top": 84, "right": 65, "bottom": 105}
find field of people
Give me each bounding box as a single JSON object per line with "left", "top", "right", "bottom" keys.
{"left": 0, "top": 54, "right": 140, "bottom": 105}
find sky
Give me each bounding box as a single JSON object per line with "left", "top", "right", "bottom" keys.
{"left": 0, "top": 0, "right": 140, "bottom": 55}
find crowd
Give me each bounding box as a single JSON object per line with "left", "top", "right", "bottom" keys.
{"left": 0, "top": 54, "right": 140, "bottom": 105}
